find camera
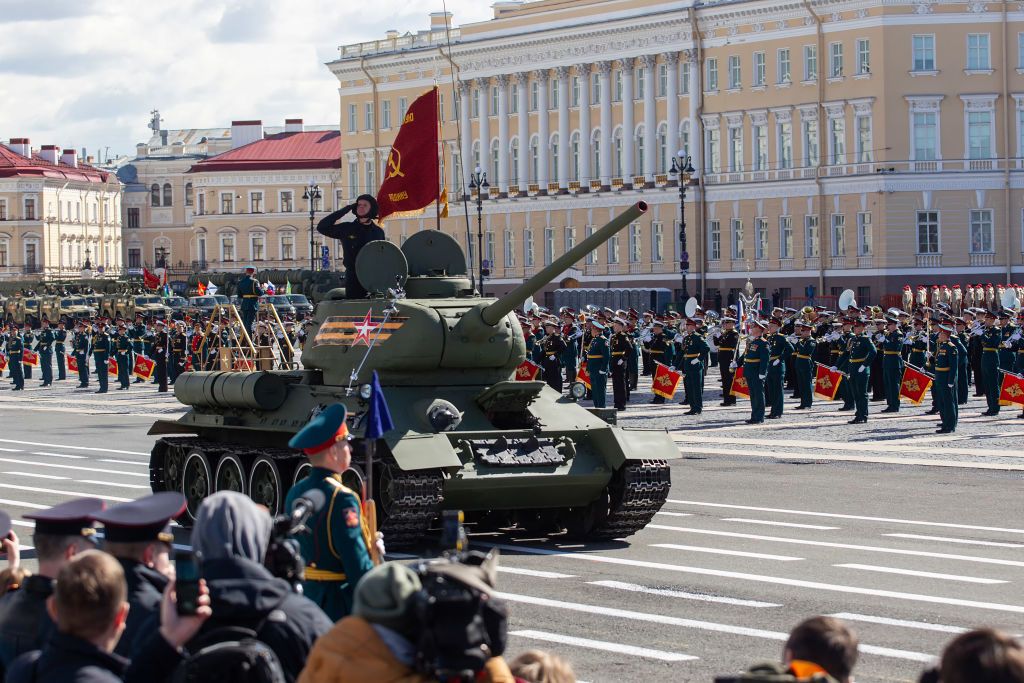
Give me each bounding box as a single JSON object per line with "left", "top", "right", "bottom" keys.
{"left": 264, "top": 489, "right": 326, "bottom": 592}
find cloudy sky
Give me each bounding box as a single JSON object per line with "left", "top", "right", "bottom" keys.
{"left": 0, "top": 0, "right": 492, "bottom": 161}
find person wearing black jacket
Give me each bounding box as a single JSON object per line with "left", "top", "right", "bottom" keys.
{"left": 316, "top": 194, "right": 386, "bottom": 299}
{"left": 153, "top": 321, "right": 169, "bottom": 393}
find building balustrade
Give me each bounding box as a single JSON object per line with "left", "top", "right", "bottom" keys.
{"left": 916, "top": 253, "right": 942, "bottom": 267}
{"left": 969, "top": 252, "right": 994, "bottom": 267}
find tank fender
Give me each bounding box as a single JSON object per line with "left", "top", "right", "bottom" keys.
{"left": 385, "top": 433, "right": 463, "bottom": 471}
{"left": 590, "top": 427, "right": 681, "bottom": 469}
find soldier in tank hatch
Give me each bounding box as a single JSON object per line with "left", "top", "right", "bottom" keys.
{"left": 316, "top": 194, "right": 386, "bottom": 300}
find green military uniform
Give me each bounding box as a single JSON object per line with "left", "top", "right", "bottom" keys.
{"left": 115, "top": 330, "right": 133, "bottom": 390}
{"left": 21, "top": 329, "right": 34, "bottom": 379}
{"left": 73, "top": 327, "right": 90, "bottom": 387}
{"left": 35, "top": 326, "right": 54, "bottom": 386}
{"left": 6, "top": 331, "right": 24, "bottom": 390}
{"left": 585, "top": 323, "right": 610, "bottom": 409}
{"left": 792, "top": 327, "right": 816, "bottom": 409}
{"left": 846, "top": 324, "right": 877, "bottom": 423}
{"left": 743, "top": 324, "right": 770, "bottom": 424}
{"left": 92, "top": 325, "right": 110, "bottom": 393}
{"left": 980, "top": 319, "right": 1002, "bottom": 415}
{"left": 646, "top": 326, "right": 669, "bottom": 404}
{"left": 53, "top": 327, "right": 67, "bottom": 381}
{"left": 766, "top": 329, "right": 793, "bottom": 419}
{"left": 881, "top": 325, "right": 905, "bottom": 413}
{"left": 680, "top": 327, "right": 709, "bottom": 414}
{"left": 237, "top": 269, "right": 263, "bottom": 334}
{"left": 933, "top": 327, "right": 959, "bottom": 433}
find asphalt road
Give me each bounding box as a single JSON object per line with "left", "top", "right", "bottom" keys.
{"left": 1, "top": 370, "right": 1023, "bottom": 683}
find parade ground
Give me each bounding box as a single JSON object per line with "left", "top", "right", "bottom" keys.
{"left": 1, "top": 372, "right": 1023, "bottom": 682}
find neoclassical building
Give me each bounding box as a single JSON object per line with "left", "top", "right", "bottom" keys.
{"left": 328, "top": 0, "right": 1024, "bottom": 307}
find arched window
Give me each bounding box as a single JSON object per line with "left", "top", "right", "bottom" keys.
{"left": 570, "top": 132, "right": 581, "bottom": 181}
{"left": 490, "top": 139, "right": 499, "bottom": 183}
{"left": 185, "top": 182, "right": 193, "bottom": 207}
{"left": 150, "top": 184, "right": 160, "bottom": 207}
{"left": 550, "top": 133, "right": 559, "bottom": 181}
{"left": 472, "top": 141, "right": 481, "bottom": 172}
{"left": 529, "top": 136, "right": 539, "bottom": 183}
{"left": 681, "top": 121, "right": 691, "bottom": 157}
{"left": 162, "top": 183, "right": 172, "bottom": 206}
{"left": 510, "top": 139, "right": 520, "bottom": 185}
{"left": 613, "top": 128, "right": 623, "bottom": 177}
{"left": 635, "top": 125, "right": 645, "bottom": 174}
{"left": 657, "top": 123, "right": 669, "bottom": 172}
{"left": 591, "top": 130, "right": 601, "bottom": 179}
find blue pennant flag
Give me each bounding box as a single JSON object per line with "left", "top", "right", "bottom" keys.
{"left": 365, "top": 370, "right": 394, "bottom": 440}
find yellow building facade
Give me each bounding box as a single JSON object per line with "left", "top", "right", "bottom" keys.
{"left": 329, "top": 0, "right": 1024, "bottom": 307}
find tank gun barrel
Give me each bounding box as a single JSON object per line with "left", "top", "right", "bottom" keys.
{"left": 480, "top": 201, "right": 648, "bottom": 326}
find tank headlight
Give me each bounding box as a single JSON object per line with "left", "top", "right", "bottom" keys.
{"left": 359, "top": 383, "right": 373, "bottom": 400}
{"left": 569, "top": 382, "right": 587, "bottom": 400}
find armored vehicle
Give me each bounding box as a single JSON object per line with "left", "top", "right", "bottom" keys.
{"left": 149, "top": 201, "right": 678, "bottom": 544}
{"left": 101, "top": 294, "right": 172, "bottom": 321}
{"left": 3, "top": 294, "right": 94, "bottom": 326}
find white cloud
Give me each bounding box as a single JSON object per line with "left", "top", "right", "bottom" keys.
{"left": 0, "top": 0, "right": 492, "bottom": 159}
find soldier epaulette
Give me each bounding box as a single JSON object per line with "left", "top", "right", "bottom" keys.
{"left": 325, "top": 475, "right": 360, "bottom": 499}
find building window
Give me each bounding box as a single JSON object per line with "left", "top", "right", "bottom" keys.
{"left": 803, "top": 119, "right": 819, "bottom": 167}
{"left": 551, "top": 134, "right": 560, "bottom": 180}
{"left": 250, "top": 191, "right": 263, "bottom": 213}
{"left": 348, "top": 104, "right": 357, "bottom": 132}
{"left": 731, "top": 219, "right": 744, "bottom": 259}
{"left": 348, "top": 161, "right": 359, "bottom": 195}
{"left": 0, "top": 199, "right": 6, "bottom": 220}
{"left": 485, "top": 231, "right": 495, "bottom": 269}
{"left": 967, "top": 33, "right": 991, "bottom": 70}
{"left": 150, "top": 184, "right": 160, "bottom": 207}
{"left": 398, "top": 97, "right": 408, "bottom": 121}
{"left": 968, "top": 111, "right": 993, "bottom": 159}
{"left": 585, "top": 224, "right": 597, "bottom": 265}
{"left": 778, "top": 48, "right": 791, "bottom": 83}
{"left": 629, "top": 223, "right": 642, "bottom": 263}
{"left": 281, "top": 232, "right": 295, "bottom": 260}
{"left": 550, "top": 78, "right": 559, "bottom": 110}
{"left": 803, "top": 45, "right": 817, "bottom": 81}
{"left": 591, "top": 72, "right": 600, "bottom": 104}
{"left": 250, "top": 233, "right": 265, "bottom": 261}
{"left": 530, "top": 81, "right": 539, "bottom": 111}
{"left": 524, "top": 228, "right": 534, "bottom": 267}
{"left": 913, "top": 111, "right": 938, "bottom": 160}
{"left": 657, "top": 63, "right": 668, "bottom": 97}
{"left": 608, "top": 234, "right": 620, "bottom": 264}
{"left": 752, "top": 123, "right": 767, "bottom": 171}
{"left": 504, "top": 230, "right": 515, "bottom": 267}
{"left": 652, "top": 222, "right": 664, "bottom": 262}
{"left": 857, "top": 39, "right": 870, "bottom": 74}
{"left": 571, "top": 76, "right": 580, "bottom": 106}
{"left": 221, "top": 234, "right": 235, "bottom": 262}
{"left": 280, "top": 190, "right": 294, "bottom": 212}
{"left": 570, "top": 132, "right": 581, "bottom": 181}
{"left": 1019, "top": 32, "right": 1024, "bottom": 69}
{"left": 564, "top": 226, "right": 576, "bottom": 255}
{"left": 778, "top": 121, "right": 793, "bottom": 169}
{"left": 970, "top": 209, "right": 994, "bottom": 253}
{"left": 381, "top": 100, "right": 392, "bottom": 129}
{"left": 197, "top": 193, "right": 205, "bottom": 215}
{"left": 491, "top": 86, "right": 499, "bottom": 115}
{"left": 829, "top": 42, "right": 844, "bottom": 78}
{"left": 635, "top": 67, "right": 645, "bottom": 99}
{"left": 805, "top": 215, "right": 820, "bottom": 258}
{"left": 365, "top": 159, "right": 376, "bottom": 191}
{"left": 185, "top": 183, "right": 193, "bottom": 207}
{"left": 680, "top": 61, "right": 690, "bottom": 94}
{"left": 509, "top": 84, "right": 518, "bottom": 114}
{"left": 613, "top": 129, "right": 623, "bottom": 176}
{"left": 592, "top": 133, "right": 600, "bottom": 179}
{"left": 490, "top": 140, "right": 499, "bottom": 183}
{"left": 728, "top": 55, "right": 741, "bottom": 89}
{"left": 706, "top": 58, "right": 718, "bottom": 91}
{"left": 127, "top": 248, "right": 140, "bottom": 269}
{"left": 530, "top": 137, "right": 539, "bottom": 181}
{"left": 614, "top": 69, "right": 623, "bottom": 101}
{"left": 471, "top": 88, "right": 479, "bottom": 117}
{"left": 708, "top": 220, "right": 721, "bottom": 261}
{"left": 334, "top": 189, "right": 345, "bottom": 211}
{"left": 753, "top": 52, "right": 766, "bottom": 87}
{"left": 126, "top": 207, "right": 140, "bottom": 229}
{"left": 856, "top": 116, "right": 873, "bottom": 163}
{"left": 220, "top": 192, "right": 233, "bottom": 214}
{"left": 705, "top": 128, "right": 721, "bottom": 174}
{"left": 829, "top": 117, "right": 846, "bottom": 165}
{"left": 635, "top": 127, "right": 644, "bottom": 174}
{"left": 857, "top": 212, "right": 872, "bottom": 256}
{"left": 779, "top": 216, "right": 793, "bottom": 259}
{"left": 754, "top": 217, "right": 768, "bottom": 259}
{"left": 657, "top": 124, "right": 668, "bottom": 172}
{"left": 364, "top": 102, "right": 374, "bottom": 130}
{"left": 510, "top": 139, "right": 520, "bottom": 185}
{"left": 913, "top": 34, "right": 936, "bottom": 71}
{"left": 916, "top": 211, "right": 940, "bottom": 254}
{"left": 543, "top": 227, "right": 555, "bottom": 265}
{"left": 728, "top": 127, "right": 743, "bottom": 172}
{"left": 830, "top": 214, "right": 845, "bottom": 257}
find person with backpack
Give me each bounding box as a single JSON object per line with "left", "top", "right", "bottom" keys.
{"left": 717, "top": 616, "right": 857, "bottom": 683}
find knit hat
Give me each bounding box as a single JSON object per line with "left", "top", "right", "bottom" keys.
{"left": 353, "top": 562, "right": 422, "bottom": 638}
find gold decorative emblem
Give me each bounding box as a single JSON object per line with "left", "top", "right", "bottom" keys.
{"left": 516, "top": 366, "right": 532, "bottom": 379}
{"left": 656, "top": 374, "right": 674, "bottom": 388}
{"left": 735, "top": 377, "right": 748, "bottom": 389}
{"left": 385, "top": 148, "right": 405, "bottom": 179}
{"left": 1006, "top": 384, "right": 1024, "bottom": 398}
{"left": 817, "top": 376, "right": 833, "bottom": 390}
{"left": 903, "top": 379, "right": 921, "bottom": 393}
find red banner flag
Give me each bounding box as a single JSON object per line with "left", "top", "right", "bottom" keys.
{"left": 67, "top": 354, "right": 78, "bottom": 373}
{"left": 730, "top": 365, "right": 751, "bottom": 399}
{"left": 133, "top": 355, "right": 155, "bottom": 381}
{"left": 142, "top": 267, "right": 160, "bottom": 290}
{"left": 21, "top": 349, "right": 39, "bottom": 367}
{"left": 900, "top": 365, "right": 933, "bottom": 405}
{"left": 108, "top": 357, "right": 119, "bottom": 377}
{"left": 576, "top": 362, "right": 591, "bottom": 390}
{"left": 999, "top": 371, "right": 1024, "bottom": 407}
{"left": 515, "top": 359, "right": 541, "bottom": 381}
{"left": 652, "top": 362, "right": 682, "bottom": 399}
{"left": 0, "top": 353, "right": 6, "bottom": 372}
{"left": 375, "top": 87, "right": 443, "bottom": 221}
{"left": 814, "top": 364, "right": 845, "bottom": 401}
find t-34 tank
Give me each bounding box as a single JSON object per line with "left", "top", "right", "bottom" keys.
{"left": 148, "top": 201, "right": 679, "bottom": 544}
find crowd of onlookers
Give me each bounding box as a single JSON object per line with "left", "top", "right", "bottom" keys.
{"left": 0, "top": 493, "right": 1022, "bottom": 683}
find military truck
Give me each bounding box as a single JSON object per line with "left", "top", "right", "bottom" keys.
{"left": 100, "top": 293, "right": 172, "bottom": 321}
{"left": 3, "top": 294, "right": 95, "bottom": 326}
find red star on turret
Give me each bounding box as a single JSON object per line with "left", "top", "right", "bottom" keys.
{"left": 353, "top": 310, "right": 379, "bottom": 346}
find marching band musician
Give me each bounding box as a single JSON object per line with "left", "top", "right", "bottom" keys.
{"left": 869, "top": 317, "right": 886, "bottom": 403}
{"left": 717, "top": 317, "right": 740, "bottom": 407}
{"left": 560, "top": 309, "right": 581, "bottom": 386}
{"left": 954, "top": 317, "right": 971, "bottom": 405}
{"left": 743, "top": 320, "right": 770, "bottom": 424}
{"left": 610, "top": 318, "right": 633, "bottom": 411}
{"left": 647, "top": 320, "right": 670, "bottom": 404}
{"left": 540, "top": 320, "right": 567, "bottom": 394}
{"left": 880, "top": 317, "right": 905, "bottom": 413}
{"left": 980, "top": 311, "right": 1002, "bottom": 416}
{"left": 845, "top": 318, "right": 877, "bottom": 424}
{"left": 585, "top": 319, "right": 610, "bottom": 409}
{"left": 679, "top": 318, "right": 709, "bottom": 415}
{"left": 934, "top": 323, "right": 960, "bottom": 433}
{"left": 766, "top": 317, "right": 792, "bottom": 420}
{"left": 792, "top": 321, "right": 816, "bottom": 410}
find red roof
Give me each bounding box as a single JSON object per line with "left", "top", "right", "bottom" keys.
{"left": 188, "top": 130, "right": 342, "bottom": 173}
{"left": 0, "top": 143, "right": 112, "bottom": 183}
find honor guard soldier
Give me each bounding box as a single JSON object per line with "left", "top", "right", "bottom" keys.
{"left": 680, "top": 318, "right": 710, "bottom": 415}
{"left": 0, "top": 498, "right": 104, "bottom": 672}
{"left": 131, "top": 316, "right": 147, "bottom": 383}
{"left": 792, "top": 321, "right": 817, "bottom": 410}
{"left": 585, "top": 319, "right": 610, "bottom": 409}
{"left": 980, "top": 310, "right": 1002, "bottom": 415}
{"left": 934, "top": 323, "right": 960, "bottom": 433}
{"left": 880, "top": 317, "right": 905, "bottom": 413}
{"left": 286, "top": 404, "right": 375, "bottom": 621}
{"left": 647, "top": 320, "right": 670, "bottom": 404}
{"left": 92, "top": 320, "right": 111, "bottom": 394}
{"left": 73, "top": 321, "right": 90, "bottom": 388}
{"left": 153, "top": 320, "right": 169, "bottom": 393}
{"left": 114, "top": 323, "right": 133, "bottom": 390}
{"left": 20, "top": 324, "right": 33, "bottom": 380}
{"left": 92, "top": 492, "right": 185, "bottom": 658}
{"left": 539, "top": 320, "right": 567, "bottom": 393}
{"left": 717, "top": 317, "right": 740, "bottom": 406}
{"left": 6, "top": 325, "right": 23, "bottom": 391}
{"left": 846, "top": 318, "right": 877, "bottom": 424}
{"left": 743, "top": 320, "right": 771, "bottom": 424}
{"left": 835, "top": 318, "right": 856, "bottom": 412}
{"left": 236, "top": 265, "right": 264, "bottom": 334}
{"left": 766, "top": 318, "right": 793, "bottom": 419}
{"left": 54, "top": 320, "right": 67, "bottom": 381}
{"left": 610, "top": 317, "right": 633, "bottom": 411}
{"left": 169, "top": 323, "right": 188, "bottom": 383}
{"left": 35, "top": 319, "right": 54, "bottom": 387}
{"left": 954, "top": 318, "right": 972, "bottom": 405}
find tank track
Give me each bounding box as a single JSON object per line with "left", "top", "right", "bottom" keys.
{"left": 377, "top": 463, "right": 445, "bottom": 549}
{"left": 587, "top": 459, "right": 672, "bottom": 540}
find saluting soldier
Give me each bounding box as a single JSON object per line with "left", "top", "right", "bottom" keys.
{"left": 679, "top": 318, "right": 710, "bottom": 415}
{"left": 540, "top": 320, "right": 567, "bottom": 393}
{"left": 72, "top": 321, "right": 90, "bottom": 388}
{"left": 880, "top": 317, "right": 905, "bottom": 413}
{"left": 980, "top": 310, "right": 1002, "bottom": 416}
{"left": 35, "top": 319, "right": 54, "bottom": 387}
{"left": 792, "top": 321, "right": 816, "bottom": 410}
{"left": 846, "top": 318, "right": 877, "bottom": 424}
{"left": 647, "top": 320, "right": 670, "bottom": 404}
{"left": 933, "top": 323, "right": 960, "bottom": 434}
{"left": 585, "top": 319, "right": 610, "bottom": 409}
{"left": 92, "top": 320, "right": 111, "bottom": 394}
{"left": 716, "top": 317, "right": 740, "bottom": 407}
{"left": 53, "top": 320, "right": 67, "bottom": 381}
{"left": 743, "top": 320, "right": 771, "bottom": 424}
{"left": 286, "top": 404, "right": 376, "bottom": 621}
{"left": 610, "top": 317, "right": 633, "bottom": 411}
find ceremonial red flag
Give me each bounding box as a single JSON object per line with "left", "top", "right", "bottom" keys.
{"left": 142, "top": 268, "right": 160, "bottom": 290}
{"left": 515, "top": 359, "right": 541, "bottom": 381}
{"left": 900, "top": 365, "right": 933, "bottom": 405}
{"left": 652, "top": 362, "right": 682, "bottom": 399}
{"left": 576, "top": 362, "right": 591, "bottom": 390}
{"left": 133, "top": 355, "right": 155, "bottom": 381}
{"left": 21, "top": 349, "right": 39, "bottom": 367}
{"left": 0, "top": 353, "right": 6, "bottom": 372}
{"left": 999, "top": 371, "right": 1024, "bottom": 407}
{"left": 108, "top": 357, "right": 119, "bottom": 377}
{"left": 67, "top": 354, "right": 78, "bottom": 373}
{"left": 375, "top": 87, "right": 444, "bottom": 221}
{"left": 729, "top": 365, "right": 751, "bottom": 399}
{"left": 813, "top": 364, "right": 844, "bottom": 401}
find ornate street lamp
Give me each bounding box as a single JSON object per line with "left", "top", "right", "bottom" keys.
{"left": 302, "top": 180, "right": 322, "bottom": 271}
{"left": 468, "top": 166, "right": 489, "bottom": 295}
{"left": 668, "top": 151, "right": 696, "bottom": 303}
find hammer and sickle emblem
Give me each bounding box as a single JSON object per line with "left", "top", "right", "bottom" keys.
{"left": 386, "top": 148, "right": 405, "bottom": 179}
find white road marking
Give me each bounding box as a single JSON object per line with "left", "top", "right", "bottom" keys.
{"left": 496, "top": 567, "right": 576, "bottom": 579}
{"left": 833, "top": 563, "right": 1007, "bottom": 585}
{"left": 100, "top": 459, "right": 147, "bottom": 467}
{"left": 885, "top": 533, "right": 1024, "bottom": 549}
{"left": 671, "top": 445, "right": 1024, "bottom": 471}
{"left": 721, "top": 518, "right": 840, "bottom": 530}
{"left": 591, "top": 580, "right": 781, "bottom": 608}
{"left": 650, "top": 527, "right": 1024, "bottom": 568}
{"left": 497, "top": 591, "right": 933, "bottom": 662}
{"left": 79, "top": 480, "right": 151, "bottom": 490}
{"left": 654, "top": 511, "right": 693, "bottom": 517}
{"left": 673, "top": 433, "right": 1017, "bottom": 459}
{"left": 510, "top": 630, "right": 698, "bottom": 662}
{"left": 0, "top": 482, "right": 131, "bottom": 502}
{"left": 0, "top": 497, "right": 47, "bottom": 510}
{"left": 31, "top": 452, "right": 87, "bottom": 460}
{"left": 0, "top": 448, "right": 22, "bottom": 452}
{"left": 0, "top": 439, "right": 147, "bottom": 456}
{"left": 0, "top": 457, "right": 147, "bottom": 478}
{"left": 829, "top": 612, "right": 968, "bottom": 635}
{"left": 647, "top": 542, "right": 803, "bottom": 562}
{"left": 485, "top": 543, "right": 1024, "bottom": 616}
{"left": 667, "top": 500, "right": 1024, "bottom": 535}
{"left": 3, "top": 471, "right": 67, "bottom": 480}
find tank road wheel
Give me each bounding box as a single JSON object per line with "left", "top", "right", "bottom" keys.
{"left": 214, "top": 454, "right": 246, "bottom": 495}
{"left": 584, "top": 460, "right": 671, "bottom": 541}
{"left": 181, "top": 450, "right": 213, "bottom": 521}
{"left": 292, "top": 462, "right": 313, "bottom": 487}
{"left": 249, "top": 456, "right": 283, "bottom": 516}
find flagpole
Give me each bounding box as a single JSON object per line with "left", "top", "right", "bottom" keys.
{"left": 435, "top": 83, "right": 443, "bottom": 232}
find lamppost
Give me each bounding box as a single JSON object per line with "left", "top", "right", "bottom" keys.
{"left": 82, "top": 246, "right": 93, "bottom": 279}
{"left": 468, "top": 166, "right": 489, "bottom": 295}
{"left": 302, "top": 180, "right": 322, "bottom": 271}
{"left": 668, "top": 151, "right": 696, "bottom": 304}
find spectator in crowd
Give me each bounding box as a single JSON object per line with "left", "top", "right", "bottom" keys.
{"left": 297, "top": 562, "right": 515, "bottom": 683}
{"left": 783, "top": 616, "right": 858, "bottom": 683}
{"left": 936, "top": 628, "right": 1024, "bottom": 683}
{"left": 509, "top": 650, "right": 576, "bottom": 683}
{"left": 0, "top": 512, "right": 26, "bottom": 599}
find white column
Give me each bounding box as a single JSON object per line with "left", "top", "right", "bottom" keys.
{"left": 556, "top": 66, "right": 570, "bottom": 189}
{"left": 476, "top": 77, "right": 491, "bottom": 180}
{"left": 458, "top": 81, "right": 472, "bottom": 197}
{"left": 496, "top": 74, "right": 510, "bottom": 192}
{"left": 516, "top": 72, "right": 530, "bottom": 192}
{"left": 620, "top": 57, "right": 635, "bottom": 180}
{"left": 576, "top": 63, "right": 592, "bottom": 186}
{"left": 642, "top": 54, "right": 657, "bottom": 179}
{"left": 687, "top": 50, "right": 701, "bottom": 174}
{"left": 598, "top": 61, "right": 612, "bottom": 186}
{"left": 665, "top": 52, "right": 680, "bottom": 169}
{"left": 536, "top": 69, "right": 550, "bottom": 186}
